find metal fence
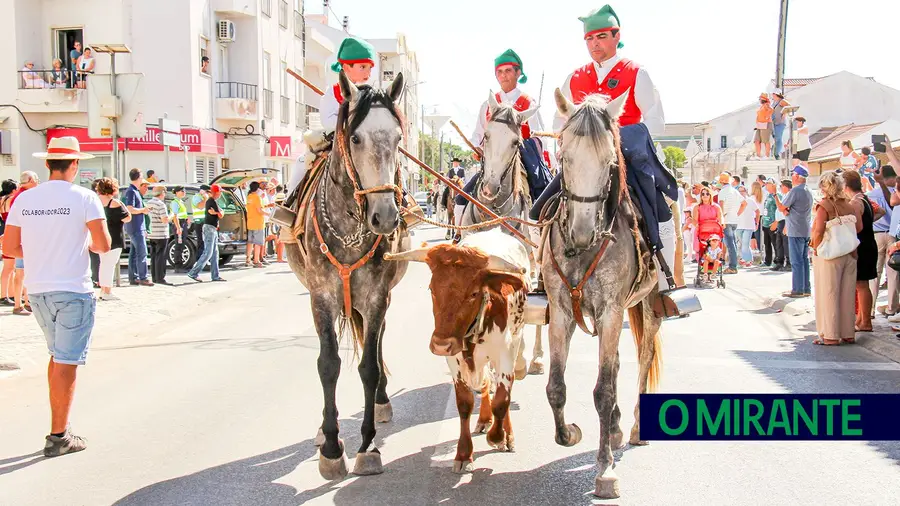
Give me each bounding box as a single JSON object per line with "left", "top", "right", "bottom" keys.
{"left": 18, "top": 69, "right": 83, "bottom": 89}
{"left": 216, "top": 82, "right": 258, "bottom": 101}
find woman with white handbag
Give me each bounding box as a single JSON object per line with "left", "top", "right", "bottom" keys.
{"left": 810, "top": 171, "right": 862, "bottom": 345}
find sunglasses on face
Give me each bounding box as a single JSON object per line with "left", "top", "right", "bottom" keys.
{"left": 701, "top": 192, "right": 710, "bottom": 196}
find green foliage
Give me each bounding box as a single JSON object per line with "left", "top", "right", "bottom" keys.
{"left": 663, "top": 146, "right": 687, "bottom": 171}
{"left": 416, "top": 130, "right": 474, "bottom": 185}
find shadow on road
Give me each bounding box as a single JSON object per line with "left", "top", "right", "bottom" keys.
{"left": 112, "top": 383, "right": 460, "bottom": 505}
{"left": 0, "top": 451, "right": 44, "bottom": 477}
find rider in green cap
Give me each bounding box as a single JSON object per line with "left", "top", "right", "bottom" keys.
{"left": 319, "top": 36, "right": 377, "bottom": 132}
{"left": 552, "top": 4, "right": 664, "bottom": 135}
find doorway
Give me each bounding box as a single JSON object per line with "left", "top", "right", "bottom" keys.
{"left": 54, "top": 28, "right": 84, "bottom": 88}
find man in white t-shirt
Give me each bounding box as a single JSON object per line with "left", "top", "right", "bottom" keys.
{"left": 1, "top": 137, "right": 111, "bottom": 458}
{"left": 716, "top": 172, "right": 741, "bottom": 273}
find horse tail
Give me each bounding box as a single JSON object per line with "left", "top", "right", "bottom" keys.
{"left": 340, "top": 311, "right": 390, "bottom": 376}
{"left": 627, "top": 302, "right": 662, "bottom": 393}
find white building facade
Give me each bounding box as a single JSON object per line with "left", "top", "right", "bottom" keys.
{"left": 0, "top": 0, "right": 310, "bottom": 187}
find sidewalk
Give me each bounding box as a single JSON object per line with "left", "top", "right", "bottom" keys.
{"left": 0, "top": 265, "right": 262, "bottom": 376}
{"left": 708, "top": 261, "right": 900, "bottom": 364}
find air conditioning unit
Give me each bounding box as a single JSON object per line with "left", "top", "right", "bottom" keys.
{"left": 218, "top": 20, "right": 236, "bottom": 43}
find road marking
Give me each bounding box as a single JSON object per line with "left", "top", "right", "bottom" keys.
{"left": 573, "top": 354, "right": 900, "bottom": 371}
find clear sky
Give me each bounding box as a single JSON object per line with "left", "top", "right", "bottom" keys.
{"left": 314, "top": 0, "right": 900, "bottom": 144}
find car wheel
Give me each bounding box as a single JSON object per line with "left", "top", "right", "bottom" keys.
{"left": 218, "top": 254, "right": 234, "bottom": 267}
{"left": 167, "top": 240, "right": 197, "bottom": 269}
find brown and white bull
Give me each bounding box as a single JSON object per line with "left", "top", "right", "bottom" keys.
{"left": 385, "top": 229, "right": 529, "bottom": 473}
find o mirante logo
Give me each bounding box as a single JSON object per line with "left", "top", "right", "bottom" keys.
{"left": 640, "top": 394, "right": 900, "bottom": 441}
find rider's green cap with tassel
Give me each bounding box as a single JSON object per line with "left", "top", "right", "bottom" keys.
{"left": 579, "top": 4, "right": 625, "bottom": 49}
{"left": 493, "top": 49, "right": 527, "bottom": 84}
{"left": 330, "top": 36, "right": 377, "bottom": 72}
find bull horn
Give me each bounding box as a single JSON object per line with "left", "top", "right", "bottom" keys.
{"left": 486, "top": 255, "right": 526, "bottom": 275}
{"left": 383, "top": 247, "right": 430, "bottom": 263}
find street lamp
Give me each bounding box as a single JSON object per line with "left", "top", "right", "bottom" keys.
{"left": 91, "top": 43, "right": 132, "bottom": 182}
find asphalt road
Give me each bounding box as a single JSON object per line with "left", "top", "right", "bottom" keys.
{"left": 1, "top": 226, "right": 899, "bottom": 505}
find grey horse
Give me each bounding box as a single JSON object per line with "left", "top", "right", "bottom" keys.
{"left": 543, "top": 89, "right": 664, "bottom": 499}
{"left": 460, "top": 91, "right": 544, "bottom": 378}
{"left": 285, "top": 71, "right": 410, "bottom": 480}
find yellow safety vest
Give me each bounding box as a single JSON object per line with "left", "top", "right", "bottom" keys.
{"left": 172, "top": 199, "right": 188, "bottom": 220}
{"left": 190, "top": 195, "right": 206, "bottom": 220}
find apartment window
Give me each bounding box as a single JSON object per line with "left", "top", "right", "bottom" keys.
{"left": 263, "top": 53, "right": 273, "bottom": 119}
{"left": 261, "top": 0, "right": 272, "bottom": 17}
{"left": 382, "top": 70, "right": 394, "bottom": 83}
{"left": 720, "top": 135, "right": 727, "bottom": 149}
{"left": 200, "top": 36, "right": 211, "bottom": 76}
{"left": 194, "top": 157, "right": 217, "bottom": 183}
{"left": 281, "top": 60, "right": 290, "bottom": 124}
{"left": 706, "top": 137, "right": 711, "bottom": 152}
{"left": 293, "top": 8, "right": 304, "bottom": 39}
{"left": 279, "top": 0, "right": 289, "bottom": 28}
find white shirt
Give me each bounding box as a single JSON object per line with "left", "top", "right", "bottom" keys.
{"left": 718, "top": 184, "right": 742, "bottom": 225}
{"left": 737, "top": 196, "right": 759, "bottom": 230}
{"left": 469, "top": 87, "right": 545, "bottom": 147}
{"left": 677, "top": 187, "right": 686, "bottom": 212}
{"left": 554, "top": 54, "right": 665, "bottom": 135}
{"left": 6, "top": 181, "right": 105, "bottom": 294}
{"left": 319, "top": 77, "right": 374, "bottom": 133}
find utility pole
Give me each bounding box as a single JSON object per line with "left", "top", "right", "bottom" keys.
{"left": 110, "top": 54, "right": 120, "bottom": 182}
{"left": 775, "top": 0, "right": 789, "bottom": 94}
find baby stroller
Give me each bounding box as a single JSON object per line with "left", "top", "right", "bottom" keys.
{"left": 694, "top": 223, "right": 726, "bottom": 289}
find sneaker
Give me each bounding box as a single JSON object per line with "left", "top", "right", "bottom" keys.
{"left": 0, "top": 297, "right": 13, "bottom": 306}
{"left": 887, "top": 313, "right": 900, "bottom": 323}
{"left": 770, "top": 265, "right": 784, "bottom": 272}
{"left": 782, "top": 291, "right": 805, "bottom": 298}
{"left": 138, "top": 280, "right": 155, "bottom": 287}
{"left": 99, "top": 293, "right": 121, "bottom": 301}
{"left": 43, "top": 429, "right": 87, "bottom": 458}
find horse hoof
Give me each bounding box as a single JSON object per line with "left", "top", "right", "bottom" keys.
{"left": 318, "top": 449, "right": 349, "bottom": 481}
{"left": 527, "top": 359, "right": 544, "bottom": 375}
{"left": 514, "top": 367, "right": 527, "bottom": 381}
{"left": 558, "top": 423, "right": 582, "bottom": 447}
{"left": 452, "top": 459, "right": 474, "bottom": 474}
{"left": 353, "top": 451, "right": 384, "bottom": 476}
{"left": 505, "top": 434, "right": 516, "bottom": 452}
{"left": 473, "top": 422, "right": 490, "bottom": 434}
{"left": 487, "top": 437, "right": 508, "bottom": 452}
{"left": 375, "top": 402, "right": 393, "bottom": 423}
{"left": 594, "top": 468, "right": 620, "bottom": 499}
{"left": 314, "top": 428, "right": 325, "bottom": 447}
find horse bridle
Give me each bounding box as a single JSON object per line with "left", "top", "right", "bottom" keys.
{"left": 557, "top": 158, "right": 616, "bottom": 256}
{"left": 476, "top": 148, "right": 520, "bottom": 213}
{"left": 334, "top": 103, "right": 404, "bottom": 220}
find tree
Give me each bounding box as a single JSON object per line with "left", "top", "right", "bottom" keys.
{"left": 663, "top": 146, "right": 687, "bottom": 172}
{"left": 417, "top": 130, "right": 474, "bottom": 185}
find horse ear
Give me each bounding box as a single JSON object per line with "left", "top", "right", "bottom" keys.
{"left": 388, "top": 72, "right": 405, "bottom": 104}
{"left": 488, "top": 90, "right": 500, "bottom": 109}
{"left": 554, "top": 88, "right": 573, "bottom": 118}
{"left": 519, "top": 105, "right": 539, "bottom": 124}
{"left": 606, "top": 89, "right": 630, "bottom": 121}
{"left": 338, "top": 70, "right": 359, "bottom": 104}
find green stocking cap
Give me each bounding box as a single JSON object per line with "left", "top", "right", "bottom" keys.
{"left": 330, "top": 36, "right": 377, "bottom": 72}
{"left": 493, "top": 49, "right": 527, "bottom": 84}
{"left": 579, "top": 4, "right": 625, "bottom": 49}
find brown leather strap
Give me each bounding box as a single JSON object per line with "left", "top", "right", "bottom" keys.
{"left": 547, "top": 235, "right": 613, "bottom": 336}
{"left": 312, "top": 209, "right": 383, "bottom": 318}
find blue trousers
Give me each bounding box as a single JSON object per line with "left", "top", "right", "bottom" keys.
{"left": 773, "top": 123, "right": 786, "bottom": 158}
{"left": 788, "top": 236, "right": 811, "bottom": 294}
{"left": 723, "top": 224, "right": 738, "bottom": 269}
{"left": 738, "top": 228, "right": 754, "bottom": 262}
{"left": 188, "top": 224, "right": 221, "bottom": 280}
{"left": 127, "top": 231, "right": 149, "bottom": 283}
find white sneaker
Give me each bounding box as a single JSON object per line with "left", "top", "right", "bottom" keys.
{"left": 99, "top": 293, "right": 120, "bottom": 301}
{"left": 887, "top": 313, "right": 900, "bottom": 323}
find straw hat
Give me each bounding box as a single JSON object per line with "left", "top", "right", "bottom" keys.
{"left": 33, "top": 137, "right": 95, "bottom": 160}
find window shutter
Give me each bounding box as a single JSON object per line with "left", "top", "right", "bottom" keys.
{"left": 195, "top": 157, "right": 206, "bottom": 183}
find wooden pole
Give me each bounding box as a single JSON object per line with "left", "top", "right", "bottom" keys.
{"left": 399, "top": 147, "right": 535, "bottom": 247}
{"left": 285, "top": 68, "right": 534, "bottom": 246}
{"left": 448, "top": 119, "right": 480, "bottom": 154}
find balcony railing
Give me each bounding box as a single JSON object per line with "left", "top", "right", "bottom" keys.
{"left": 18, "top": 69, "right": 82, "bottom": 89}
{"left": 216, "top": 82, "right": 258, "bottom": 100}
{"left": 263, "top": 89, "right": 274, "bottom": 118}
{"left": 280, "top": 96, "right": 290, "bottom": 124}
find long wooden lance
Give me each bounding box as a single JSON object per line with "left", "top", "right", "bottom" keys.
{"left": 448, "top": 119, "right": 481, "bottom": 155}
{"left": 286, "top": 68, "right": 535, "bottom": 247}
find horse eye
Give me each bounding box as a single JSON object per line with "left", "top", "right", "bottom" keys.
{"left": 350, "top": 135, "right": 361, "bottom": 145}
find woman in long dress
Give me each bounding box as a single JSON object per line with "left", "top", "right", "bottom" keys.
{"left": 810, "top": 171, "right": 862, "bottom": 345}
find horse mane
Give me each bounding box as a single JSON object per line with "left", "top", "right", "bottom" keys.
{"left": 337, "top": 85, "right": 407, "bottom": 139}
{"left": 561, "top": 95, "right": 627, "bottom": 201}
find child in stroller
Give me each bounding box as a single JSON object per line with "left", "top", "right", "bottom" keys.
{"left": 700, "top": 234, "right": 726, "bottom": 288}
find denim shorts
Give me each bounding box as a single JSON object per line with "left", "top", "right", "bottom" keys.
{"left": 30, "top": 291, "right": 97, "bottom": 366}
{"left": 14, "top": 257, "right": 23, "bottom": 269}
{"left": 248, "top": 229, "right": 265, "bottom": 245}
